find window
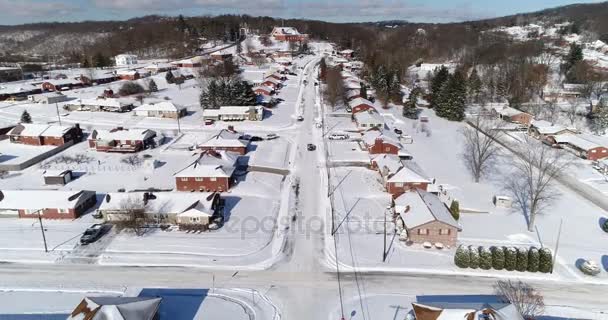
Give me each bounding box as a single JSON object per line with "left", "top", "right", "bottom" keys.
{"left": 592, "top": 149, "right": 597, "bottom": 153}
{"left": 394, "top": 183, "right": 404, "bottom": 188}
{"left": 58, "top": 208, "right": 69, "bottom": 214}
{"left": 210, "top": 177, "right": 217, "bottom": 182}
{"left": 417, "top": 229, "right": 428, "bottom": 235}
{"left": 385, "top": 147, "right": 391, "bottom": 152}
{"left": 181, "top": 178, "right": 189, "bottom": 181}
{"left": 603, "top": 150, "right": 607, "bottom": 153}
{"left": 24, "top": 209, "right": 38, "bottom": 215}
{"left": 439, "top": 229, "right": 451, "bottom": 235}
{"left": 195, "top": 177, "right": 203, "bottom": 182}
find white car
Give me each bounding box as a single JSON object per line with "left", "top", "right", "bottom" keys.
{"left": 328, "top": 133, "right": 349, "bottom": 140}
{"left": 266, "top": 133, "right": 279, "bottom": 140}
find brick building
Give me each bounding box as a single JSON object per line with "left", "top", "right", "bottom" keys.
{"left": 362, "top": 129, "right": 402, "bottom": 155}
{"left": 174, "top": 150, "right": 239, "bottom": 192}
{"left": 386, "top": 164, "right": 432, "bottom": 197}
{"left": 134, "top": 101, "right": 187, "bottom": 119}
{"left": 348, "top": 97, "right": 375, "bottom": 114}
{"left": 8, "top": 123, "right": 82, "bottom": 146}
{"left": 270, "top": 27, "right": 309, "bottom": 42}
{"left": 88, "top": 127, "right": 156, "bottom": 153}
{"left": 394, "top": 189, "right": 460, "bottom": 247}
{"left": 253, "top": 85, "right": 274, "bottom": 96}
{"left": 198, "top": 129, "right": 249, "bottom": 155}
{"left": 0, "top": 190, "right": 97, "bottom": 220}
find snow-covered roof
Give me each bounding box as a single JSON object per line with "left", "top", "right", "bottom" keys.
{"left": 98, "top": 192, "right": 217, "bottom": 216}
{"left": 387, "top": 164, "right": 431, "bottom": 184}
{"left": 349, "top": 97, "right": 374, "bottom": 108}
{"left": 211, "top": 105, "right": 262, "bottom": 116}
{"left": 362, "top": 129, "right": 400, "bottom": 147}
{"left": 394, "top": 189, "right": 459, "bottom": 229}
{"left": 271, "top": 27, "right": 301, "bottom": 36}
{"left": 340, "top": 49, "right": 354, "bottom": 54}
{"left": 552, "top": 134, "right": 607, "bottom": 151}
{"left": 42, "top": 169, "right": 71, "bottom": 177}
{"left": 345, "top": 90, "right": 361, "bottom": 99}
{"left": 199, "top": 130, "right": 248, "bottom": 149}
{"left": 263, "top": 77, "right": 281, "bottom": 84}
{"left": 77, "top": 97, "right": 127, "bottom": 108}
{"left": 354, "top": 111, "right": 384, "bottom": 126}
{"left": 492, "top": 105, "right": 528, "bottom": 117}
{"left": 253, "top": 85, "right": 274, "bottom": 92}
{"left": 175, "top": 150, "right": 239, "bottom": 178}
{"left": 28, "top": 91, "right": 66, "bottom": 98}
{"left": 372, "top": 154, "right": 402, "bottom": 176}
{"left": 8, "top": 123, "right": 73, "bottom": 138}
{"left": 67, "top": 296, "right": 161, "bottom": 320}
{"left": 115, "top": 54, "right": 138, "bottom": 59}
{"left": 530, "top": 120, "right": 574, "bottom": 135}
{"left": 0, "top": 190, "right": 94, "bottom": 210}
{"left": 90, "top": 128, "right": 156, "bottom": 142}
{"left": 144, "top": 63, "right": 173, "bottom": 70}
{"left": 134, "top": 101, "right": 185, "bottom": 113}
{"left": 116, "top": 69, "right": 139, "bottom": 76}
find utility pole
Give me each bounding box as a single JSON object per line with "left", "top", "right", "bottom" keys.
{"left": 176, "top": 113, "right": 182, "bottom": 134}
{"left": 551, "top": 218, "right": 563, "bottom": 274}
{"left": 55, "top": 103, "right": 62, "bottom": 126}
{"left": 383, "top": 206, "right": 387, "bottom": 262}
{"left": 37, "top": 209, "right": 48, "bottom": 253}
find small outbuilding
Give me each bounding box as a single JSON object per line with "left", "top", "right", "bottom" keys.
{"left": 43, "top": 169, "right": 73, "bottom": 185}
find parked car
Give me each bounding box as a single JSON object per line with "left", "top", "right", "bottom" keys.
{"left": 579, "top": 259, "right": 601, "bottom": 276}
{"left": 80, "top": 224, "right": 112, "bottom": 245}
{"left": 204, "top": 119, "right": 215, "bottom": 125}
{"left": 250, "top": 136, "right": 263, "bottom": 142}
{"left": 393, "top": 128, "right": 403, "bottom": 135}
{"left": 297, "top": 115, "right": 304, "bottom": 121}
{"left": 329, "top": 133, "right": 349, "bottom": 140}
{"left": 266, "top": 133, "right": 279, "bottom": 140}
{"left": 307, "top": 143, "right": 316, "bottom": 151}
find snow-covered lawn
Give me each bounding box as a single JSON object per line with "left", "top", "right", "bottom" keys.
{"left": 0, "top": 139, "right": 58, "bottom": 167}
{"left": 327, "top": 140, "right": 368, "bottom": 164}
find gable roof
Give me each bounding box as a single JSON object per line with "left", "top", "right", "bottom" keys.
{"left": 8, "top": 123, "right": 73, "bottom": 138}
{"left": 349, "top": 97, "right": 374, "bottom": 108}
{"left": 271, "top": 27, "right": 301, "bottom": 36}
{"left": 362, "top": 128, "right": 400, "bottom": 147}
{"left": 0, "top": 190, "right": 94, "bottom": 210}
{"left": 530, "top": 120, "right": 575, "bottom": 135}
{"left": 90, "top": 128, "right": 156, "bottom": 142}
{"left": 354, "top": 111, "right": 384, "bottom": 126}
{"left": 175, "top": 150, "right": 238, "bottom": 178}
{"left": 372, "top": 154, "right": 403, "bottom": 176}
{"left": 552, "top": 134, "right": 605, "bottom": 151}
{"left": 134, "top": 101, "right": 185, "bottom": 113}
{"left": 394, "top": 189, "right": 459, "bottom": 229}
{"left": 68, "top": 296, "right": 161, "bottom": 320}
{"left": 98, "top": 192, "right": 217, "bottom": 216}
{"left": 199, "top": 130, "right": 249, "bottom": 149}
{"left": 387, "top": 164, "right": 432, "bottom": 184}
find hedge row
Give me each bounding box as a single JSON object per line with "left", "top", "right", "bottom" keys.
{"left": 454, "top": 245, "right": 552, "bottom": 273}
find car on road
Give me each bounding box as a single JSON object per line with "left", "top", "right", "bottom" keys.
{"left": 80, "top": 224, "right": 112, "bottom": 245}
{"left": 266, "top": 133, "right": 279, "bottom": 140}
{"left": 297, "top": 115, "right": 304, "bottom": 121}
{"left": 307, "top": 144, "right": 316, "bottom": 151}
{"left": 250, "top": 136, "right": 263, "bottom": 142}
{"left": 328, "top": 133, "right": 349, "bottom": 140}
{"left": 393, "top": 128, "right": 403, "bottom": 135}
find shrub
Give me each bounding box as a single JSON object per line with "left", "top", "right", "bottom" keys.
{"left": 165, "top": 71, "right": 175, "bottom": 84}
{"left": 119, "top": 82, "right": 145, "bottom": 96}
{"left": 20, "top": 110, "right": 32, "bottom": 123}
{"left": 469, "top": 245, "right": 480, "bottom": 269}
{"left": 148, "top": 79, "right": 158, "bottom": 92}
{"left": 504, "top": 247, "right": 517, "bottom": 271}
{"left": 479, "top": 246, "right": 492, "bottom": 270}
{"left": 539, "top": 248, "right": 553, "bottom": 273}
{"left": 527, "top": 247, "right": 540, "bottom": 273}
{"left": 454, "top": 245, "right": 471, "bottom": 268}
{"left": 516, "top": 247, "right": 529, "bottom": 272}
{"left": 450, "top": 200, "right": 460, "bottom": 221}
{"left": 602, "top": 220, "right": 608, "bottom": 233}
{"left": 491, "top": 246, "right": 505, "bottom": 270}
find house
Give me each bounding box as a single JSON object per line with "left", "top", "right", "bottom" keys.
{"left": 41, "top": 79, "right": 81, "bottom": 92}
{"left": 354, "top": 110, "right": 384, "bottom": 130}
{"left": 173, "top": 56, "right": 207, "bottom": 68}
{"left": 253, "top": 85, "right": 274, "bottom": 96}
{"left": 266, "top": 71, "right": 286, "bottom": 81}
{"left": 79, "top": 72, "right": 119, "bottom": 86}
{"left": 198, "top": 129, "right": 249, "bottom": 155}
{"left": 66, "top": 97, "right": 133, "bottom": 112}
{"left": 339, "top": 49, "right": 355, "bottom": 59}
{"left": 202, "top": 106, "right": 264, "bottom": 122}
{"left": 27, "top": 91, "right": 69, "bottom": 104}
{"left": 0, "top": 190, "right": 96, "bottom": 219}
{"left": 67, "top": 296, "right": 161, "bottom": 320}
{"left": 210, "top": 50, "right": 233, "bottom": 61}
{"left": 116, "top": 69, "right": 140, "bottom": 81}
{"left": 97, "top": 192, "right": 222, "bottom": 229}
{"left": 270, "top": 27, "right": 309, "bottom": 42}
{"left": 114, "top": 54, "right": 138, "bottom": 66}
{"left": 394, "top": 189, "right": 460, "bottom": 247}
{"left": 88, "top": 127, "right": 157, "bottom": 153}
{"left": 175, "top": 150, "right": 239, "bottom": 192}
{"left": 386, "top": 161, "right": 432, "bottom": 197}
{"left": 491, "top": 105, "right": 533, "bottom": 125}
{"left": 348, "top": 97, "right": 375, "bottom": 114}
{"left": 410, "top": 302, "right": 523, "bottom": 320}
{"left": 345, "top": 90, "right": 361, "bottom": 101}
{"left": 8, "top": 123, "right": 82, "bottom": 146}
{"left": 134, "top": 101, "right": 187, "bottom": 119}
{"left": 144, "top": 63, "right": 174, "bottom": 74}
{"left": 371, "top": 154, "right": 403, "bottom": 176}
{"left": 344, "top": 79, "right": 362, "bottom": 90}
{"left": 43, "top": 169, "right": 73, "bottom": 185}
{"left": 362, "top": 129, "right": 402, "bottom": 154}
{"left": 528, "top": 120, "right": 576, "bottom": 139}
{"left": 0, "top": 66, "right": 23, "bottom": 82}
{"left": 262, "top": 77, "right": 282, "bottom": 89}
{"left": 548, "top": 133, "right": 608, "bottom": 160}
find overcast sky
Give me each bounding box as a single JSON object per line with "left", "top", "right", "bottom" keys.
{"left": 0, "top": 0, "right": 604, "bottom": 25}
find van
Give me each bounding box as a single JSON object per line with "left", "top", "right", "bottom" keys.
{"left": 328, "top": 133, "right": 349, "bottom": 140}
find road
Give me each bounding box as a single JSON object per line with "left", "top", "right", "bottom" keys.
{"left": 1, "top": 55, "right": 607, "bottom": 319}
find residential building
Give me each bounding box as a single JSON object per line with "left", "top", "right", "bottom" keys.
{"left": 410, "top": 300, "right": 523, "bottom": 320}
{"left": 270, "top": 27, "right": 309, "bottom": 42}
{"left": 88, "top": 127, "right": 157, "bottom": 153}
{"left": 394, "top": 189, "right": 460, "bottom": 247}
{"left": 144, "top": 63, "right": 174, "bottom": 74}
{"left": 528, "top": 120, "right": 577, "bottom": 139}
{"left": 114, "top": 54, "right": 138, "bottom": 66}
{"left": 202, "top": 106, "right": 264, "bottom": 122}
{"left": 491, "top": 105, "right": 533, "bottom": 125}
{"left": 27, "top": 91, "right": 70, "bottom": 104}
{"left": 386, "top": 162, "right": 432, "bottom": 197}
{"left": 68, "top": 296, "right": 161, "bottom": 320}
{"left": 0, "top": 190, "right": 96, "bottom": 219}
{"left": 41, "top": 79, "right": 81, "bottom": 92}
{"left": 547, "top": 133, "right": 608, "bottom": 160}
{"left": 173, "top": 56, "right": 207, "bottom": 68}
{"left": 253, "top": 85, "right": 274, "bottom": 96}
{"left": 339, "top": 49, "right": 355, "bottom": 59}
{"left": 362, "top": 129, "right": 402, "bottom": 155}
{"left": 8, "top": 123, "right": 81, "bottom": 146}
{"left": 116, "top": 69, "right": 140, "bottom": 81}
{"left": 98, "top": 192, "right": 221, "bottom": 229}
{"left": 345, "top": 90, "right": 361, "bottom": 101}
{"left": 174, "top": 150, "right": 239, "bottom": 192}
{"left": 348, "top": 97, "right": 375, "bottom": 114}
{"left": 0, "top": 66, "right": 23, "bottom": 82}
{"left": 210, "top": 50, "right": 233, "bottom": 61}
{"left": 43, "top": 169, "right": 73, "bottom": 185}
{"left": 134, "top": 101, "right": 187, "bottom": 119}
{"left": 66, "top": 97, "right": 133, "bottom": 112}
{"left": 262, "top": 77, "right": 281, "bottom": 89}
{"left": 354, "top": 110, "right": 384, "bottom": 130}
{"left": 198, "top": 129, "right": 249, "bottom": 155}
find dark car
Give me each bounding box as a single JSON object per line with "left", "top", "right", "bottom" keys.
{"left": 250, "top": 136, "right": 264, "bottom": 142}
{"left": 80, "top": 224, "right": 112, "bottom": 245}
{"left": 394, "top": 128, "right": 403, "bottom": 135}
{"left": 307, "top": 143, "right": 316, "bottom": 151}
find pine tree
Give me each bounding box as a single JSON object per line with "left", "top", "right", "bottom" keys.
{"left": 360, "top": 84, "right": 368, "bottom": 100}
{"left": 516, "top": 247, "right": 529, "bottom": 272}
{"left": 449, "top": 199, "right": 460, "bottom": 221}
{"left": 165, "top": 71, "right": 175, "bottom": 84}
{"left": 539, "top": 248, "right": 553, "bottom": 273}
{"left": 468, "top": 68, "right": 482, "bottom": 103}
{"left": 491, "top": 246, "right": 505, "bottom": 270}
{"left": 82, "top": 56, "right": 90, "bottom": 68}
{"left": 148, "top": 79, "right": 158, "bottom": 92}
{"left": 504, "top": 247, "right": 517, "bottom": 271}
{"left": 403, "top": 87, "right": 421, "bottom": 119}
{"left": 528, "top": 247, "right": 540, "bottom": 272}
{"left": 436, "top": 69, "right": 466, "bottom": 121}
{"left": 468, "top": 245, "right": 480, "bottom": 269}
{"left": 565, "top": 43, "right": 583, "bottom": 71}
{"left": 429, "top": 66, "right": 449, "bottom": 108}
{"left": 479, "top": 246, "right": 493, "bottom": 270}
{"left": 592, "top": 98, "right": 608, "bottom": 134}
{"left": 236, "top": 40, "right": 242, "bottom": 55}
{"left": 454, "top": 245, "right": 470, "bottom": 268}
{"left": 20, "top": 110, "right": 32, "bottom": 123}
{"left": 319, "top": 58, "right": 327, "bottom": 81}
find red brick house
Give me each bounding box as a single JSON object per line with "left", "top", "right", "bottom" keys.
{"left": 88, "top": 127, "right": 156, "bottom": 153}
{"left": 491, "top": 105, "right": 533, "bottom": 125}
{"left": 386, "top": 165, "right": 432, "bottom": 197}
{"left": 362, "top": 129, "right": 402, "bottom": 155}
{"left": 345, "top": 90, "right": 361, "bottom": 101}
{"left": 348, "top": 97, "right": 375, "bottom": 114}
{"left": 270, "top": 27, "right": 309, "bottom": 42}
{"left": 0, "top": 190, "right": 97, "bottom": 220}
{"left": 210, "top": 51, "right": 233, "bottom": 61}
{"left": 175, "top": 150, "right": 239, "bottom": 192}
{"left": 8, "top": 123, "right": 82, "bottom": 146}
{"left": 262, "top": 77, "right": 281, "bottom": 89}
{"left": 548, "top": 134, "right": 608, "bottom": 160}
{"left": 253, "top": 85, "right": 274, "bottom": 96}
{"left": 394, "top": 189, "right": 460, "bottom": 247}
{"left": 41, "top": 79, "right": 81, "bottom": 92}
{"left": 116, "top": 70, "right": 140, "bottom": 81}
{"left": 198, "top": 129, "right": 249, "bottom": 155}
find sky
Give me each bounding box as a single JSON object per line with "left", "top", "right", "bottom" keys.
{"left": 0, "top": 0, "right": 605, "bottom": 25}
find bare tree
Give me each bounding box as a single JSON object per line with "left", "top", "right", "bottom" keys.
{"left": 564, "top": 98, "right": 580, "bottom": 126}
{"left": 115, "top": 196, "right": 150, "bottom": 236}
{"left": 543, "top": 98, "right": 560, "bottom": 126}
{"left": 505, "top": 135, "right": 570, "bottom": 232}
{"left": 324, "top": 66, "right": 345, "bottom": 111}
{"left": 495, "top": 280, "right": 545, "bottom": 320}
{"left": 121, "top": 155, "right": 143, "bottom": 167}
{"left": 461, "top": 115, "right": 503, "bottom": 183}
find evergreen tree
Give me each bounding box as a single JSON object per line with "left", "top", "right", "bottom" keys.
{"left": 436, "top": 69, "right": 467, "bottom": 121}
{"left": 491, "top": 246, "right": 505, "bottom": 270}
{"left": 468, "top": 245, "right": 480, "bottom": 269}
{"left": 479, "top": 246, "right": 493, "bottom": 270}
{"left": 539, "top": 248, "right": 553, "bottom": 273}
{"left": 504, "top": 247, "right": 517, "bottom": 271}
{"left": 148, "top": 79, "right": 158, "bottom": 92}
{"left": 319, "top": 58, "right": 327, "bottom": 81}
{"left": 199, "top": 78, "right": 256, "bottom": 110}
{"left": 565, "top": 43, "right": 584, "bottom": 71}
{"left": 92, "top": 52, "right": 109, "bottom": 68}
{"left": 592, "top": 98, "right": 608, "bottom": 134}
{"left": 177, "top": 15, "right": 189, "bottom": 33}
{"left": 369, "top": 65, "right": 401, "bottom": 109}
{"left": 165, "top": 71, "right": 175, "bottom": 84}
{"left": 403, "top": 87, "right": 421, "bottom": 119}
{"left": 528, "top": 247, "right": 540, "bottom": 272}
{"left": 360, "top": 84, "right": 368, "bottom": 100}
{"left": 449, "top": 199, "right": 460, "bottom": 221}
{"left": 429, "top": 66, "right": 449, "bottom": 108}
{"left": 467, "top": 68, "right": 482, "bottom": 103}
{"left": 20, "top": 110, "right": 32, "bottom": 123}
{"left": 454, "top": 245, "right": 470, "bottom": 268}
{"left": 516, "top": 247, "right": 529, "bottom": 272}
{"left": 82, "top": 56, "right": 90, "bottom": 68}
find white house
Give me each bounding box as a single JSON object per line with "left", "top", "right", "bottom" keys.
{"left": 202, "top": 106, "right": 264, "bottom": 122}
{"left": 134, "top": 101, "right": 187, "bottom": 119}
{"left": 354, "top": 110, "right": 384, "bottom": 130}
{"left": 114, "top": 54, "right": 138, "bottom": 66}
